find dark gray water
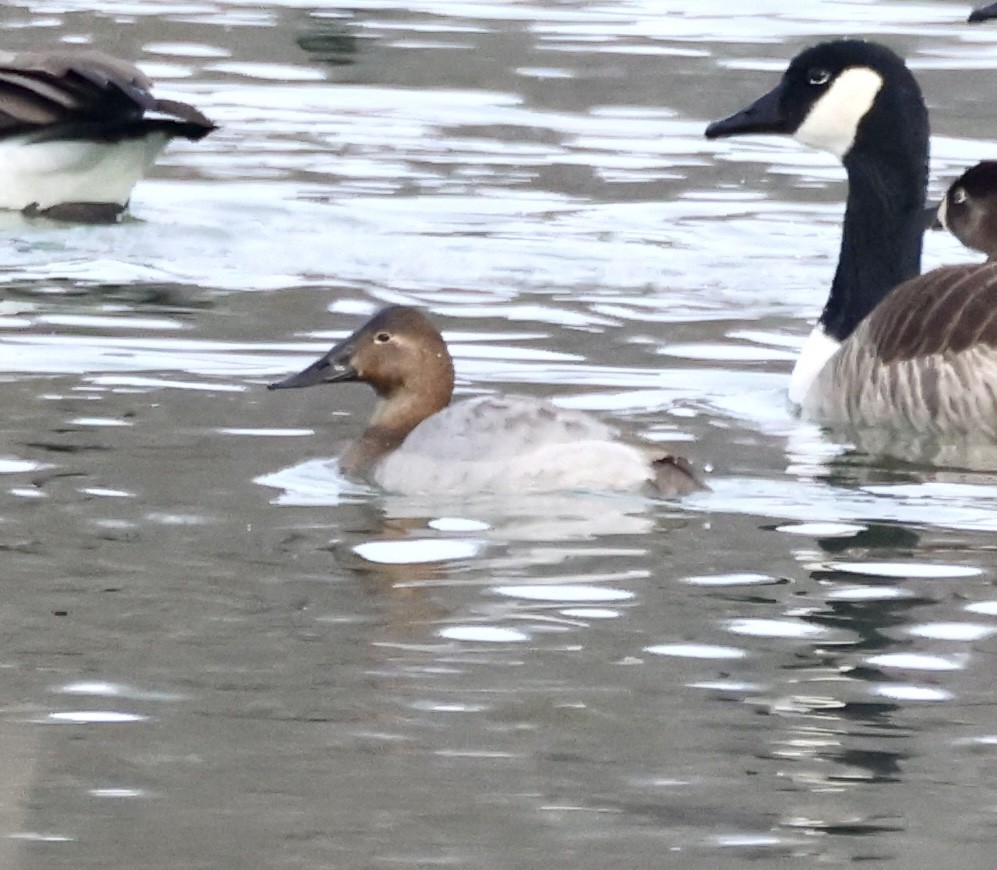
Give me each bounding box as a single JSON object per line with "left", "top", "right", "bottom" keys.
{"left": 2, "top": 1, "right": 997, "bottom": 867}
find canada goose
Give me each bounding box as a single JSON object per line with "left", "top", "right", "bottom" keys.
{"left": 706, "top": 39, "right": 997, "bottom": 439}
{"left": 0, "top": 49, "right": 215, "bottom": 221}
{"left": 936, "top": 162, "right": 997, "bottom": 259}
{"left": 268, "top": 306, "right": 704, "bottom": 496}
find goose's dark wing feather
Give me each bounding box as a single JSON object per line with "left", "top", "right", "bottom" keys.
{"left": 0, "top": 50, "right": 213, "bottom": 140}
{"left": 864, "top": 262, "right": 997, "bottom": 363}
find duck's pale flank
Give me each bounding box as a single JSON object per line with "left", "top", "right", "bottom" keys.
{"left": 268, "top": 306, "right": 704, "bottom": 497}
{"left": 707, "top": 39, "right": 997, "bottom": 439}
{"left": 0, "top": 49, "right": 215, "bottom": 221}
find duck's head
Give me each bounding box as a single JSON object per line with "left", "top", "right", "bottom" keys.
{"left": 705, "top": 39, "right": 926, "bottom": 163}
{"left": 268, "top": 305, "right": 455, "bottom": 409}
{"left": 936, "top": 162, "right": 997, "bottom": 259}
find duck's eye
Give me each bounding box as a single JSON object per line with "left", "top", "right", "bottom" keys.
{"left": 807, "top": 68, "right": 831, "bottom": 87}
{"left": 374, "top": 331, "right": 391, "bottom": 343}
{"left": 952, "top": 187, "right": 968, "bottom": 206}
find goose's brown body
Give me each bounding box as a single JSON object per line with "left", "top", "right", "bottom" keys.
{"left": 803, "top": 263, "right": 997, "bottom": 435}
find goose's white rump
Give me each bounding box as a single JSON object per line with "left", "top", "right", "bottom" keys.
{"left": 0, "top": 133, "right": 168, "bottom": 211}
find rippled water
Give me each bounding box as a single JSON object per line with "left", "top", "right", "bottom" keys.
{"left": 4, "top": 1, "right": 997, "bottom": 867}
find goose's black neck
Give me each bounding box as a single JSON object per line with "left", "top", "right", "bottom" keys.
{"left": 819, "top": 88, "right": 928, "bottom": 342}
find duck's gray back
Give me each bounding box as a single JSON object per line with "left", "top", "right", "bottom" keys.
{"left": 397, "top": 395, "right": 620, "bottom": 461}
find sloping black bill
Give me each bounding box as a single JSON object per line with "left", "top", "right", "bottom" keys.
{"left": 705, "top": 84, "right": 788, "bottom": 139}
{"left": 268, "top": 345, "right": 357, "bottom": 390}
{"left": 969, "top": 2, "right": 997, "bottom": 23}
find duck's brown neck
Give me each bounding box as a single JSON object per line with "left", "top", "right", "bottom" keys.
{"left": 341, "top": 424, "right": 411, "bottom": 476}
{"left": 343, "top": 376, "right": 452, "bottom": 477}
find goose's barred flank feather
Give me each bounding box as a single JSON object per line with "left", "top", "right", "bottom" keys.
{"left": 865, "top": 265, "right": 997, "bottom": 363}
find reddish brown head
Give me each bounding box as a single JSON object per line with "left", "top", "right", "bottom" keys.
{"left": 269, "top": 306, "right": 455, "bottom": 447}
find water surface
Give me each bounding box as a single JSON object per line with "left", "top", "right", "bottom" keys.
{"left": 2, "top": 1, "right": 997, "bottom": 867}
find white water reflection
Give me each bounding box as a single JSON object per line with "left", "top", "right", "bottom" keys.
{"left": 681, "top": 572, "right": 780, "bottom": 587}
{"left": 726, "top": 618, "right": 831, "bottom": 640}
{"left": 817, "top": 561, "right": 984, "bottom": 580}
{"left": 865, "top": 653, "right": 968, "bottom": 671}
{"left": 353, "top": 538, "right": 486, "bottom": 565}
{"left": 438, "top": 625, "right": 530, "bottom": 643}
{"left": 89, "top": 789, "right": 148, "bottom": 798}
{"left": 697, "top": 477, "right": 997, "bottom": 532}
{"left": 495, "top": 584, "right": 634, "bottom": 602}
{"left": 645, "top": 643, "right": 746, "bottom": 660}
{"left": 824, "top": 585, "right": 917, "bottom": 602}
{"left": 45, "top": 712, "right": 148, "bottom": 724}
{"left": 57, "top": 682, "right": 183, "bottom": 702}
{"left": 907, "top": 623, "right": 997, "bottom": 641}
{"left": 775, "top": 521, "right": 867, "bottom": 537}
{"left": 870, "top": 685, "right": 954, "bottom": 702}
{"left": 0, "top": 457, "right": 46, "bottom": 473}
{"left": 428, "top": 517, "right": 491, "bottom": 532}
{"left": 255, "top": 458, "right": 368, "bottom": 506}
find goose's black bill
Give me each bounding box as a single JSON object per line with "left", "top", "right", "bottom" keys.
{"left": 705, "top": 84, "right": 789, "bottom": 139}
{"left": 969, "top": 2, "right": 997, "bottom": 23}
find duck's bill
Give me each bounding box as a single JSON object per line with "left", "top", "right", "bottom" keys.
{"left": 969, "top": 2, "right": 997, "bottom": 23}
{"left": 705, "top": 84, "right": 789, "bottom": 139}
{"left": 268, "top": 346, "right": 358, "bottom": 390}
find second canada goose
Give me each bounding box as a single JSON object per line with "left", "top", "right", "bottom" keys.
{"left": 705, "top": 39, "right": 997, "bottom": 440}
{"left": 0, "top": 49, "right": 215, "bottom": 221}
{"left": 936, "top": 162, "right": 997, "bottom": 259}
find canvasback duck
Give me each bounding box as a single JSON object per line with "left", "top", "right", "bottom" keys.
{"left": 936, "top": 162, "right": 997, "bottom": 260}
{"left": 0, "top": 49, "right": 215, "bottom": 221}
{"left": 706, "top": 39, "right": 997, "bottom": 439}
{"left": 268, "top": 306, "right": 704, "bottom": 497}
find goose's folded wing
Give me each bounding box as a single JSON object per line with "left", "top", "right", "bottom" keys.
{"left": 0, "top": 50, "right": 213, "bottom": 137}
{"left": 863, "top": 262, "right": 997, "bottom": 363}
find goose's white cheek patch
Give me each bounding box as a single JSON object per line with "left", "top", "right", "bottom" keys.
{"left": 794, "top": 67, "right": 884, "bottom": 159}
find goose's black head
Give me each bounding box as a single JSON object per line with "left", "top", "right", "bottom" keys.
{"left": 707, "top": 40, "right": 930, "bottom": 345}
{"left": 706, "top": 40, "right": 927, "bottom": 166}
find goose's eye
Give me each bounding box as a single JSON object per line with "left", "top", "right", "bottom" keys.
{"left": 952, "top": 187, "right": 968, "bottom": 206}
{"left": 374, "top": 332, "right": 391, "bottom": 343}
{"left": 807, "top": 68, "right": 831, "bottom": 87}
